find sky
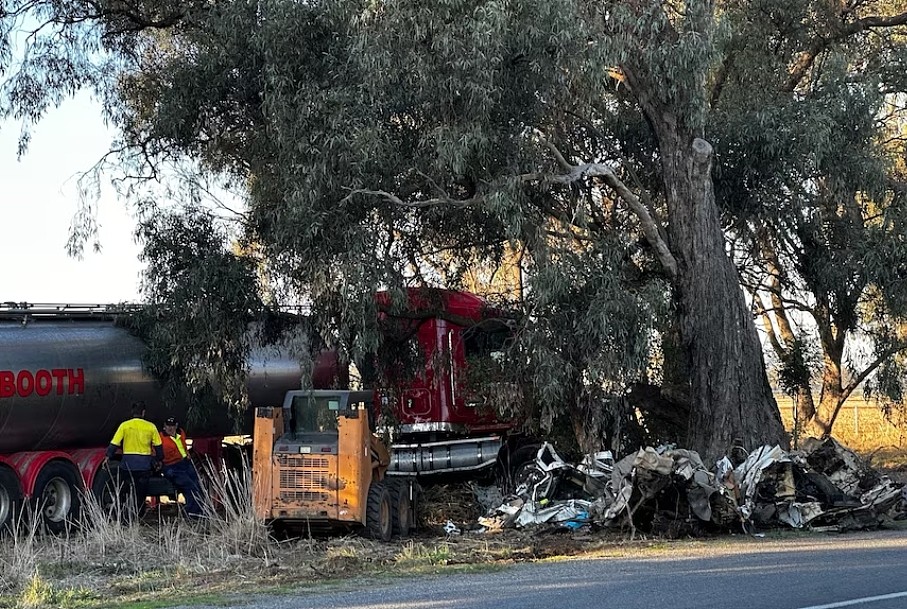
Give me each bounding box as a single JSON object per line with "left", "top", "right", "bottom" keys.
{"left": 0, "top": 93, "right": 145, "bottom": 304}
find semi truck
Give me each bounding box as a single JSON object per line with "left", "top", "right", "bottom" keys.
{"left": 374, "top": 289, "right": 523, "bottom": 478}
{"left": 0, "top": 289, "right": 527, "bottom": 533}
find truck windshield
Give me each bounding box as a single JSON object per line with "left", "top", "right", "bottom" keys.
{"left": 290, "top": 394, "right": 340, "bottom": 436}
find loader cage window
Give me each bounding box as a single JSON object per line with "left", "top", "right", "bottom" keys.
{"left": 289, "top": 395, "right": 340, "bottom": 437}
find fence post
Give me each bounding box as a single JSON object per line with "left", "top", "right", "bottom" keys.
{"left": 853, "top": 401, "right": 859, "bottom": 437}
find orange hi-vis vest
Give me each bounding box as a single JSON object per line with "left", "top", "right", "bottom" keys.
{"left": 161, "top": 430, "right": 189, "bottom": 466}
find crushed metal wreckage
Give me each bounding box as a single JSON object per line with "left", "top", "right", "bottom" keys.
{"left": 478, "top": 438, "right": 905, "bottom": 536}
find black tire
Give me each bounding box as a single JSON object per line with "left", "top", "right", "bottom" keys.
{"left": 388, "top": 480, "right": 413, "bottom": 537}
{"left": 410, "top": 481, "right": 424, "bottom": 529}
{"left": 91, "top": 466, "right": 126, "bottom": 518}
{"left": 32, "top": 461, "right": 82, "bottom": 534}
{"left": 0, "top": 467, "right": 23, "bottom": 533}
{"left": 365, "top": 481, "right": 392, "bottom": 542}
{"left": 500, "top": 445, "right": 541, "bottom": 493}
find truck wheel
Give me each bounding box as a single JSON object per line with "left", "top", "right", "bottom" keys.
{"left": 91, "top": 466, "right": 124, "bottom": 517}
{"left": 388, "top": 481, "right": 412, "bottom": 537}
{"left": 365, "top": 482, "right": 392, "bottom": 542}
{"left": 0, "top": 467, "right": 23, "bottom": 533}
{"left": 500, "top": 445, "right": 541, "bottom": 493}
{"left": 32, "top": 461, "right": 82, "bottom": 534}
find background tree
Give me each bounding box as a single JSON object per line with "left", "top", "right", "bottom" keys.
{"left": 6, "top": 0, "right": 907, "bottom": 459}
{"left": 711, "top": 0, "right": 907, "bottom": 440}
{"left": 117, "top": 0, "right": 780, "bottom": 460}
{"left": 123, "top": 207, "right": 264, "bottom": 427}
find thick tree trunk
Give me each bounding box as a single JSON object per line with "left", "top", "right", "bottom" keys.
{"left": 658, "top": 129, "right": 786, "bottom": 462}
{"left": 628, "top": 382, "right": 691, "bottom": 444}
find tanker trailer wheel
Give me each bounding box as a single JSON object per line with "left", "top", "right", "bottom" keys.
{"left": 32, "top": 461, "right": 82, "bottom": 534}
{"left": 0, "top": 467, "right": 23, "bottom": 533}
{"left": 90, "top": 466, "right": 125, "bottom": 518}
{"left": 365, "top": 482, "right": 392, "bottom": 542}
{"left": 388, "top": 480, "right": 414, "bottom": 537}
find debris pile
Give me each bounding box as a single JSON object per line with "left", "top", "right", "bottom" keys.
{"left": 421, "top": 483, "right": 487, "bottom": 526}
{"left": 478, "top": 438, "right": 904, "bottom": 536}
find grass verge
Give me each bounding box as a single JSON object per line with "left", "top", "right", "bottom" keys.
{"left": 3, "top": 460, "right": 906, "bottom": 609}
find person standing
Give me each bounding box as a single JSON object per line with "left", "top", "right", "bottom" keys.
{"left": 104, "top": 401, "right": 163, "bottom": 518}
{"left": 160, "top": 417, "right": 204, "bottom": 518}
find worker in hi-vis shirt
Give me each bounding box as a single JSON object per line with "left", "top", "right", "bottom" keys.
{"left": 160, "top": 417, "right": 203, "bottom": 518}
{"left": 104, "top": 401, "right": 164, "bottom": 518}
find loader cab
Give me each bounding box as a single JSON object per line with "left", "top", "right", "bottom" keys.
{"left": 283, "top": 391, "right": 358, "bottom": 446}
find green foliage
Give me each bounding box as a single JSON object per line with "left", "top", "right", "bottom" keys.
{"left": 711, "top": 0, "right": 907, "bottom": 420}
{"left": 777, "top": 339, "right": 819, "bottom": 398}
{"left": 8, "top": 0, "right": 907, "bottom": 445}
{"left": 0, "top": 1, "right": 200, "bottom": 152}
{"left": 123, "top": 208, "right": 263, "bottom": 426}
{"left": 866, "top": 355, "right": 905, "bottom": 417}
{"left": 508, "top": 238, "right": 668, "bottom": 436}
{"left": 103, "top": 0, "right": 667, "bottom": 439}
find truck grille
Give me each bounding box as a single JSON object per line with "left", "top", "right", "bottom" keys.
{"left": 279, "top": 469, "right": 325, "bottom": 488}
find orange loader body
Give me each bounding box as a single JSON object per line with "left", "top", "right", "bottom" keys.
{"left": 252, "top": 390, "right": 413, "bottom": 540}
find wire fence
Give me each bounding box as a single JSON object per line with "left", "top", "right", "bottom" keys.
{"left": 775, "top": 395, "right": 907, "bottom": 452}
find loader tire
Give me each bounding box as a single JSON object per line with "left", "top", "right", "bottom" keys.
{"left": 388, "top": 480, "right": 413, "bottom": 537}
{"left": 365, "top": 482, "right": 392, "bottom": 542}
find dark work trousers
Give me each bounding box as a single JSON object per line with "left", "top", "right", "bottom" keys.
{"left": 163, "top": 459, "right": 204, "bottom": 517}
{"left": 117, "top": 467, "right": 152, "bottom": 520}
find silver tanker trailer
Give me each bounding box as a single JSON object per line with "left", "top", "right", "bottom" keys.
{"left": 0, "top": 303, "right": 333, "bottom": 532}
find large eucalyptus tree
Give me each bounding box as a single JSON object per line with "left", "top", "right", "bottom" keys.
{"left": 711, "top": 0, "right": 907, "bottom": 440}
{"left": 5, "top": 0, "right": 907, "bottom": 458}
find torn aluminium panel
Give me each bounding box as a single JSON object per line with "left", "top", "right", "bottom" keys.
{"left": 480, "top": 439, "right": 904, "bottom": 534}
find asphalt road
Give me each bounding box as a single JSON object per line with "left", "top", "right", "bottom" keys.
{"left": 175, "top": 530, "right": 907, "bottom": 609}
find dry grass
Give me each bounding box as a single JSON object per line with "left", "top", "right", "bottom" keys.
{"left": 420, "top": 483, "right": 486, "bottom": 527}
{"left": 777, "top": 396, "right": 907, "bottom": 453}
{"left": 0, "top": 471, "right": 621, "bottom": 608}
{"left": 6, "top": 455, "right": 904, "bottom": 609}
{"left": 0, "top": 507, "right": 42, "bottom": 595}
{"left": 0, "top": 460, "right": 289, "bottom": 608}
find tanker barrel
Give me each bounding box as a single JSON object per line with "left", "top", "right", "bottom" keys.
{"left": 0, "top": 320, "right": 338, "bottom": 454}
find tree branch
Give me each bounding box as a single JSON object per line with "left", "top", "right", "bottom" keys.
{"left": 534, "top": 129, "right": 573, "bottom": 172}
{"left": 842, "top": 343, "right": 907, "bottom": 398}
{"left": 521, "top": 161, "right": 678, "bottom": 278}
{"left": 754, "top": 295, "right": 785, "bottom": 356}
{"left": 342, "top": 188, "right": 481, "bottom": 209}
{"left": 783, "top": 10, "right": 907, "bottom": 92}
{"left": 710, "top": 52, "right": 735, "bottom": 109}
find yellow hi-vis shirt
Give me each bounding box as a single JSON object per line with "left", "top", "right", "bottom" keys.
{"left": 111, "top": 418, "right": 162, "bottom": 455}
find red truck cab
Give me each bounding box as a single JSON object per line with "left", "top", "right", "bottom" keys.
{"left": 375, "top": 289, "right": 520, "bottom": 476}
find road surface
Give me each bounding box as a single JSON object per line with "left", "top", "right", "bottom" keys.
{"left": 175, "top": 529, "right": 907, "bottom": 609}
